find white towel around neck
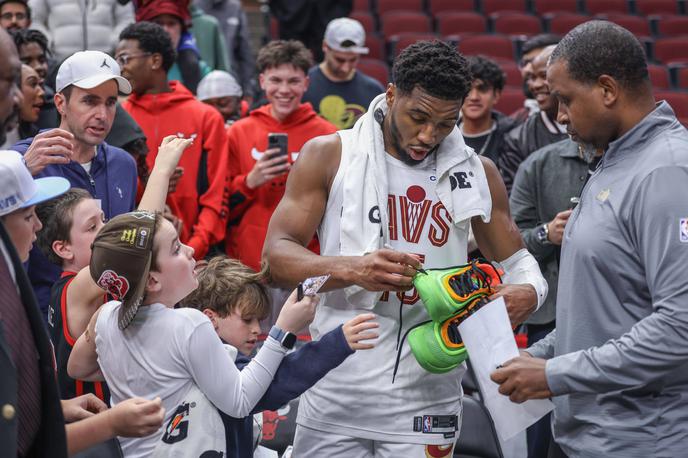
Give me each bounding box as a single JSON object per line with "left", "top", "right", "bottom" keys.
{"left": 338, "top": 94, "right": 492, "bottom": 307}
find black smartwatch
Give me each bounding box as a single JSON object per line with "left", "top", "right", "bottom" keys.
{"left": 536, "top": 223, "right": 551, "bottom": 245}
{"left": 269, "top": 325, "right": 296, "bottom": 350}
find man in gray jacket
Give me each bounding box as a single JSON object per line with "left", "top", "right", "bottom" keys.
{"left": 492, "top": 21, "right": 688, "bottom": 457}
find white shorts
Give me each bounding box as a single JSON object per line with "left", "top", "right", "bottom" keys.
{"left": 292, "top": 424, "right": 455, "bottom": 458}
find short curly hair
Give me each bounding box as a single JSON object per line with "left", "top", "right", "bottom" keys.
{"left": 392, "top": 40, "right": 471, "bottom": 101}
{"left": 10, "top": 28, "right": 48, "bottom": 56}
{"left": 119, "top": 21, "right": 176, "bottom": 72}
{"left": 551, "top": 21, "right": 648, "bottom": 89}
{"left": 257, "top": 40, "right": 313, "bottom": 75}
{"left": 467, "top": 56, "right": 506, "bottom": 91}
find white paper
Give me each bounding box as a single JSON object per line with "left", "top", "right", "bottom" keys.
{"left": 253, "top": 446, "right": 278, "bottom": 458}
{"left": 458, "top": 297, "right": 554, "bottom": 441}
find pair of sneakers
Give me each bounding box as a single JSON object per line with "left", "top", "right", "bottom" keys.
{"left": 408, "top": 259, "right": 502, "bottom": 374}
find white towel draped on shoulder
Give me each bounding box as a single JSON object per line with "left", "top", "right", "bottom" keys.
{"left": 337, "top": 94, "right": 492, "bottom": 308}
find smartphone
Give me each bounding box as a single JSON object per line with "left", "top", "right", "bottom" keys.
{"left": 569, "top": 197, "right": 580, "bottom": 209}
{"left": 267, "top": 133, "right": 288, "bottom": 162}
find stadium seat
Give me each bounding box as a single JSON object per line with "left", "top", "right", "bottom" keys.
{"left": 673, "top": 64, "right": 688, "bottom": 89}
{"left": 635, "top": 0, "right": 679, "bottom": 16}
{"left": 365, "top": 34, "right": 386, "bottom": 61}
{"left": 481, "top": 0, "right": 529, "bottom": 15}
{"left": 584, "top": 0, "right": 629, "bottom": 15}
{"left": 389, "top": 32, "right": 439, "bottom": 57}
{"left": 381, "top": 11, "right": 433, "bottom": 37}
{"left": 459, "top": 34, "right": 516, "bottom": 60}
{"left": 545, "top": 13, "right": 591, "bottom": 35}
{"left": 533, "top": 0, "right": 580, "bottom": 14}
{"left": 599, "top": 14, "right": 651, "bottom": 37}
{"left": 494, "top": 87, "right": 525, "bottom": 115}
{"left": 261, "top": 398, "right": 299, "bottom": 456}
{"left": 377, "top": 0, "right": 425, "bottom": 15}
{"left": 436, "top": 12, "right": 488, "bottom": 37}
{"left": 352, "top": 0, "right": 370, "bottom": 13}
{"left": 453, "top": 396, "right": 504, "bottom": 458}
{"left": 429, "top": 0, "right": 477, "bottom": 15}
{"left": 358, "top": 58, "right": 391, "bottom": 86}
{"left": 491, "top": 12, "right": 543, "bottom": 36}
{"left": 655, "top": 91, "right": 688, "bottom": 118}
{"left": 654, "top": 37, "right": 688, "bottom": 64}
{"left": 648, "top": 64, "right": 671, "bottom": 89}
{"left": 350, "top": 11, "right": 376, "bottom": 34}
{"left": 652, "top": 15, "right": 688, "bottom": 37}
{"left": 498, "top": 60, "right": 523, "bottom": 87}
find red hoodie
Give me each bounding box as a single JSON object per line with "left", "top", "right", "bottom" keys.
{"left": 227, "top": 103, "right": 336, "bottom": 271}
{"left": 123, "top": 81, "right": 229, "bottom": 259}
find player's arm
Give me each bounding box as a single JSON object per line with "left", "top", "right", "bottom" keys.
{"left": 263, "top": 134, "right": 419, "bottom": 292}
{"left": 472, "top": 156, "right": 547, "bottom": 325}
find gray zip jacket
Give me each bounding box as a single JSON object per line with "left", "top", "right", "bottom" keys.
{"left": 528, "top": 102, "right": 688, "bottom": 457}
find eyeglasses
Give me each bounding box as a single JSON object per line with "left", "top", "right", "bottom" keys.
{"left": 114, "top": 52, "right": 151, "bottom": 66}
{"left": 1, "top": 12, "right": 27, "bottom": 21}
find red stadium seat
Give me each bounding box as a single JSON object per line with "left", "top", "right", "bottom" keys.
{"left": 352, "top": 0, "right": 371, "bottom": 13}
{"left": 533, "top": 0, "right": 579, "bottom": 14}
{"left": 357, "top": 58, "right": 391, "bottom": 86}
{"left": 436, "top": 12, "right": 488, "bottom": 37}
{"left": 459, "top": 34, "right": 516, "bottom": 60}
{"left": 377, "top": 0, "right": 425, "bottom": 15}
{"left": 389, "top": 33, "right": 439, "bottom": 56}
{"left": 481, "top": 0, "right": 529, "bottom": 15}
{"left": 492, "top": 12, "right": 543, "bottom": 36}
{"left": 654, "top": 91, "right": 688, "bottom": 118}
{"left": 350, "top": 11, "right": 376, "bottom": 34}
{"left": 498, "top": 60, "right": 523, "bottom": 87}
{"left": 365, "top": 35, "right": 386, "bottom": 60}
{"left": 653, "top": 15, "right": 688, "bottom": 37}
{"left": 584, "top": 0, "right": 629, "bottom": 15}
{"left": 674, "top": 65, "right": 688, "bottom": 89}
{"left": 648, "top": 64, "right": 671, "bottom": 89}
{"left": 494, "top": 87, "right": 526, "bottom": 116}
{"left": 545, "top": 13, "right": 591, "bottom": 35}
{"left": 600, "top": 14, "right": 651, "bottom": 37}
{"left": 654, "top": 37, "right": 688, "bottom": 64}
{"left": 381, "top": 11, "right": 433, "bottom": 37}
{"left": 429, "top": 0, "right": 477, "bottom": 15}
{"left": 635, "top": 0, "right": 679, "bottom": 16}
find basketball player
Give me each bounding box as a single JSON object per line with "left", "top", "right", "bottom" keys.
{"left": 263, "top": 40, "right": 547, "bottom": 457}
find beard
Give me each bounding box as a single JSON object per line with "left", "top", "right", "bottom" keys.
{"left": 389, "top": 110, "right": 438, "bottom": 166}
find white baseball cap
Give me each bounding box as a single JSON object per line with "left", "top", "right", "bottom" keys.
{"left": 197, "top": 70, "right": 243, "bottom": 101}
{"left": 324, "top": 18, "right": 369, "bottom": 55}
{"left": 0, "top": 151, "right": 70, "bottom": 217}
{"left": 56, "top": 50, "right": 132, "bottom": 95}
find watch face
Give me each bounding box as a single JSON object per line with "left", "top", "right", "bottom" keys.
{"left": 283, "top": 333, "right": 297, "bottom": 349}
{"left": 537, "top": 226, "right": 547, "bottom": 242}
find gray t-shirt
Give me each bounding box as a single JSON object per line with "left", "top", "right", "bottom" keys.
{"left": 529, "top": 102, "right": 688, "bottom": 457}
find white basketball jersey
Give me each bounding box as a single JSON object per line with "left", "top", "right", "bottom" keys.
{"left": 297, "top": 130, "right": 485, "bottom": 444}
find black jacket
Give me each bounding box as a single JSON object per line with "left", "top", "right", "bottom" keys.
{"left": 0, "top": 222, "right": 67, "bottom": 458}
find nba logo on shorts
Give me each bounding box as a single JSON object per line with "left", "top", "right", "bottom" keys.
{"left": 423, "top": 416, "right": 432, "bottom": 433}
{"left": 680, "top": 218, "right": 688, "bottom": 243}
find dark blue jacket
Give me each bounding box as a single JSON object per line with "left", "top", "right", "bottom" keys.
{"left": 11, "top": 134, "right": 137, "bottom": 322}
{"left": 221, "top": 325, "right": 353, "bottom": 457}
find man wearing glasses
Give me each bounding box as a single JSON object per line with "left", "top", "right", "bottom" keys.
{"left": 0, "top": 0, "right": 30, "bottom": 32}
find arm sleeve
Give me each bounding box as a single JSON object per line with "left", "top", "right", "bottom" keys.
{"left": 226, "top": 127, "right": 257, "bottom": 224}
{"left": 250, "top": 325, "right": 354, "bottom": 413}
{"left": 185, "top": 321, "right": 287, "bottom": 418}
{"left": 497, "top": 125, "right": 525, "bottom": 195}
{"left": 187, "top": 110, "right": 229, "bottom": 258}
{"left": 526, "top": 329, "right": 556, "bottom": 359}
{"left": 509, "top": 157, "right": 557, "bottom": 262}
{"left": 546, "top": 166, "right": 688, "bottom": 395}
{"left": 234, "top": 8, "right": 256, "bottom": 97}
{"left": 212, "top": 24, "right": 231, "bottom": 73}
{"left": 111, "top": 2, "right": 135, "bottom": 51}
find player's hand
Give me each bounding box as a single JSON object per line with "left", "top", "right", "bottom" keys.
{"left": 246, "top": 148, "right": 290, "bottom": 189}
{"left": 352, "top": 249, "right": 421, "bottom": 292}
{"left": 342, "top": 313, "right": 379, "bottom": 350}
{"left": 546, "top": 210, "right": 572, "bottom": 246}
{"left": 275, "top": 288, "right": 318, "bottom": 334}
{"left": 61, "top": 393, "right": 108, "bottom": 422}
{"left": 23, "top": 128, "right": 74, "bottom": 175}
{"left": 490, "top": 356, "right": 552, "bottom": 403}
{"left": 106, "top": 397, "right": 165, "bottom": 437}
{"left": 489, "top": 284, "right": 537, "bottom": 327}
{"left": 153, "top": 135, "right": 192, "bottom": 178}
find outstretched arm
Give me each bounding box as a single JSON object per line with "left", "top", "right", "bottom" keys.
{"left": 263, "top": 134, "right": 419, "bottom": 292}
